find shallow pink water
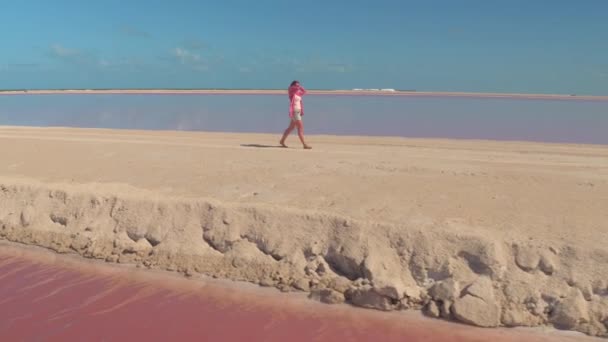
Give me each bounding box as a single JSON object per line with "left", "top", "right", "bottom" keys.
{"left": 0, "top": 247, "right": 592, "bottom": 342}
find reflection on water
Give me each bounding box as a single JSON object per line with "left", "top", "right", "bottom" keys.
{"left": 1, "top": 94, "right": 607, "bottom": 144}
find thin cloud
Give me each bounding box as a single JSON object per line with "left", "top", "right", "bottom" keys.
{"left": 326, "top": 63, "right": 354, "bottom": 73}
{"left": 294, "top": 60, "right": 355, "bottom": 73}
{"left": 183, "top": 39, "right": 206, "bottom": 50}
{"left": 193, "top": 64, "right": 209, "bottom": 71}
{"left": 98, "top": 57, "right": 147, "bottom": 71}
{"left": 48, "top": 44, "right": 144, "bottom": 71}
{"left": 268, "top": 54, "right": 355, "bottom": 73}
{"left": 119, "top": 25, "right": 151, "bottom": 38}
{"left": 98, "top": 59, "right": 110, "bottom": 67}
{"left": 8, "top": 63, "right": 40, "bottom": 68}
{"left": 48, "top": 44, "right": 97, "bottom": 66}
{"left": 50, "top": 44, "right": 81, "bottom": 58}
{"left": 272, "top": 56, "right": 302, "bottom": 68}
{"left": 171, "top": 47, "right": 208, "bottom": 71}
{"left": 0, "top": 63, "right": 40, "bottom": 72}
{"left": 173, "top": 47, "right": 201, "bottom": 64}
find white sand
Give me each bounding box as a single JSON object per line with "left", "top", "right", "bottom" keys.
{"left": 0, "top": 126, "right": 607, "bottom": 336}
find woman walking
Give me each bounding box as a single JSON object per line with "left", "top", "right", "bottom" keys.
{"left": 280, "top": 80, "right": 312, "bottom": 149}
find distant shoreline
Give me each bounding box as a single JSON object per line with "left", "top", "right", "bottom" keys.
{"left": 1, "top": 89, "right": 607, "bottom": 101}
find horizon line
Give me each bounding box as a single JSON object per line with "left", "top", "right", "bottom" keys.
{"left": 1, "top": 88, "right": 607, "bottom": 101}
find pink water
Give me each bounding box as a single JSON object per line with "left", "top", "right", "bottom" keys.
{"left": 0, "top": 246, "right": 594, "bottom": 342}
{"left": 1, "top": 94, "right": 607, "bottom": 145}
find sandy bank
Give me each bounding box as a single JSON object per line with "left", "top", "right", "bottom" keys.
{"left": 0, "top": 127, "right": 607, "bottom": 336}
{"left": 0, "top": 89, "right": 607, "bottom": 101}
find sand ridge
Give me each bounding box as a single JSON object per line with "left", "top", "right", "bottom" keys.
{"left": 0, "top": 126, "right": 607, "bottom": 336}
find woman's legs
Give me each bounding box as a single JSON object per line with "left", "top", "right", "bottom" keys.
{"left": 280, "top": 119, "right": 311, "bottom": 149}
{"left": 295, "top": 120, "right": 311, "bottom": 149}
{"left": 280, "top": 120, "right": 296, "bottom": 147}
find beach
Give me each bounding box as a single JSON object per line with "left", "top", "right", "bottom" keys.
{"left": 1, "top": 126, "right": 607, "bottom": 337}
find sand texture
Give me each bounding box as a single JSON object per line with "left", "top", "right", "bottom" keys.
{"left": 0, "top": 126, "right": 607, "bottom": 336}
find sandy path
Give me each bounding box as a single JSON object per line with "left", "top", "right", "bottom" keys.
{"left": 0, "top": 126, "right": 606, "bottom": 249}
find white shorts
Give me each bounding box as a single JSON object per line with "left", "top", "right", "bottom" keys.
{"left": 292, "top": 109, "right": 302, "bottom": 121}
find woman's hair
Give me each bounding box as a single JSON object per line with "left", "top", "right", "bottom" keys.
{"left": 290, "top": 80, "right": 300, "bottom": 87}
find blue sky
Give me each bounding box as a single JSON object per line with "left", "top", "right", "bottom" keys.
{"left": 1, "top": 0, "right": 607, "bottom": 94}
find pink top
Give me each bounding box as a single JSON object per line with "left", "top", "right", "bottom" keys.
{"left": 288, "top": 84, "right": 307, "bottom": 118}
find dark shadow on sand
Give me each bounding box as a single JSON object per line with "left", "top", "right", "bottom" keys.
{"left": 240, "top": 144, "right": 285, "bottom": 149}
